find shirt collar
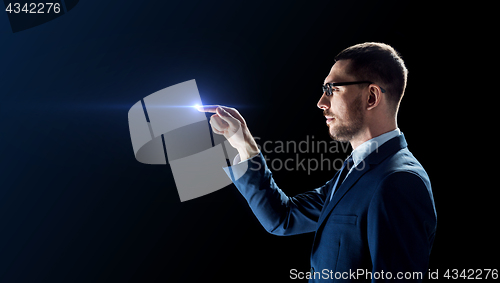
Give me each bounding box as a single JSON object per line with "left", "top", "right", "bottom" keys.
{"left": 350, "top": 128, "right": 402, "bottom": 167}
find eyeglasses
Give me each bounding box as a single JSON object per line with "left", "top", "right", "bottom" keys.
{"left": 322, "top": 81, "right": 386, "bottom": 96}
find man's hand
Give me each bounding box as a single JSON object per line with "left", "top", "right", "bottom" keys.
{"left": 197, "top": 105, "right": 259, "bottom": 161}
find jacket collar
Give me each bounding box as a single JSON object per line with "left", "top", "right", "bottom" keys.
{"left": 351, "top": 128, "right": 401, "bottom": 167}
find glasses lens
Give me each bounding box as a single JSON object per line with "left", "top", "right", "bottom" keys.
{"left": 322, "top": 84, "right": 331, "bottom": 96}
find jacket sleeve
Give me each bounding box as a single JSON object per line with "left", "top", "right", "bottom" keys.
{"left": 367, "top": 171, "right": 437, "bottom": 282}
{"left": 223, "top": 152, "right": 331, "bottom": 236}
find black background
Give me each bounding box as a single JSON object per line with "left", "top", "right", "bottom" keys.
{"left": 0, "top": 0, "right": 496, "bottom": 282}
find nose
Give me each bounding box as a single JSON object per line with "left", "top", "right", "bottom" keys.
{"left": 317, "top": 92, "right": 330, "bottom": 110}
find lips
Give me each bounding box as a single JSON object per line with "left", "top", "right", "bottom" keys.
{"left": 325, "top": 116, "right": 335, "bottom": 124}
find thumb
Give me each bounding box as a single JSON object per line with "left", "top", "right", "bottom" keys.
{"left": 216, "top": 106, "right": 239, "bottom": 129}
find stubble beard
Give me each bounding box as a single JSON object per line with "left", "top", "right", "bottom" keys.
{"left": 327, "top": 94, "right": 365, "bottom": 143}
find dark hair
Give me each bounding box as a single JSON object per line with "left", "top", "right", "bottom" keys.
{"left": 334, "top": 42, "right": 408, "bottom": 112}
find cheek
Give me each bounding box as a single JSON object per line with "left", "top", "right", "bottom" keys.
{"left": 332, "top": 98, "right": 348, "bottom": 117}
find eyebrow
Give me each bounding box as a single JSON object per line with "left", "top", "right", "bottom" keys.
{"left": 323, "top": 81, "right": 342, "bottom": 87}
{"left": 324, "top": 78, "right": 346, "bottom": 85}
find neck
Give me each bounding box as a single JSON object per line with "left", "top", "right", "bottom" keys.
{"left": 349, "top": 120, "right": 398, "bottom": 150}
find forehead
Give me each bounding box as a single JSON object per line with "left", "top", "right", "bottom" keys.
{"left": 324, "top": 59, "right": 356, "bottom": 84}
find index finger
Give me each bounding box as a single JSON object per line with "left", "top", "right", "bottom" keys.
{"left": 196, "top": 105, "right": 221, "bottom": 113}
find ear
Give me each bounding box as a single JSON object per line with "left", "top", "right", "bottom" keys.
{"left": 366, "top": 84, "right": 383, "bottom": 111}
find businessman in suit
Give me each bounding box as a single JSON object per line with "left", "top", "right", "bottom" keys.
{"left": 199, "top": 42, "right": 437, "bottom": 282}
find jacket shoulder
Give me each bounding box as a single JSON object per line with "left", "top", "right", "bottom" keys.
{"left": 370, "top": 148, "right": 436, "bottom": 217}
{"left": 376, "top": 148, "right": 430, "bottom": 186}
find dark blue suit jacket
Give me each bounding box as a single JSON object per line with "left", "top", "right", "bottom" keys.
{"left": 226, "top": 134, "right": 437, "bottom": 282}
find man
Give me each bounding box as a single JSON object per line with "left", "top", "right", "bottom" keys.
{"left": 199, "top": 42, "right": 437, "bottom": 282}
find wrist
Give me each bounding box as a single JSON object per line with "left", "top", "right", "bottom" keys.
{"left": 236, "top": 141, "right": 259, "bottom": 161}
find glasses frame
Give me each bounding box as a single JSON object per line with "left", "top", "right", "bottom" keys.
{"left": 322, "top": 81, "right": 386, "bottom": 96}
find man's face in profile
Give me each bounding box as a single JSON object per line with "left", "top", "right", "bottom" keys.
{"left": 318, "top": 60, "right": 366, "bottom": 143}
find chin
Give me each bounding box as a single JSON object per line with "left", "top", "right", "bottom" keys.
{"left": 328, "top": 125, "right": 351, "bottom": 143}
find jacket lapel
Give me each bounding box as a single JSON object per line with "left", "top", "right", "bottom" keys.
{"left": 316, "top": 163, "right": 371, "bottom": 228}
{"left": 319, "top": 170, "right": 340, "bottom": 215}
{"left": 316, "top": 134, "right": 408, "bottom": 230}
